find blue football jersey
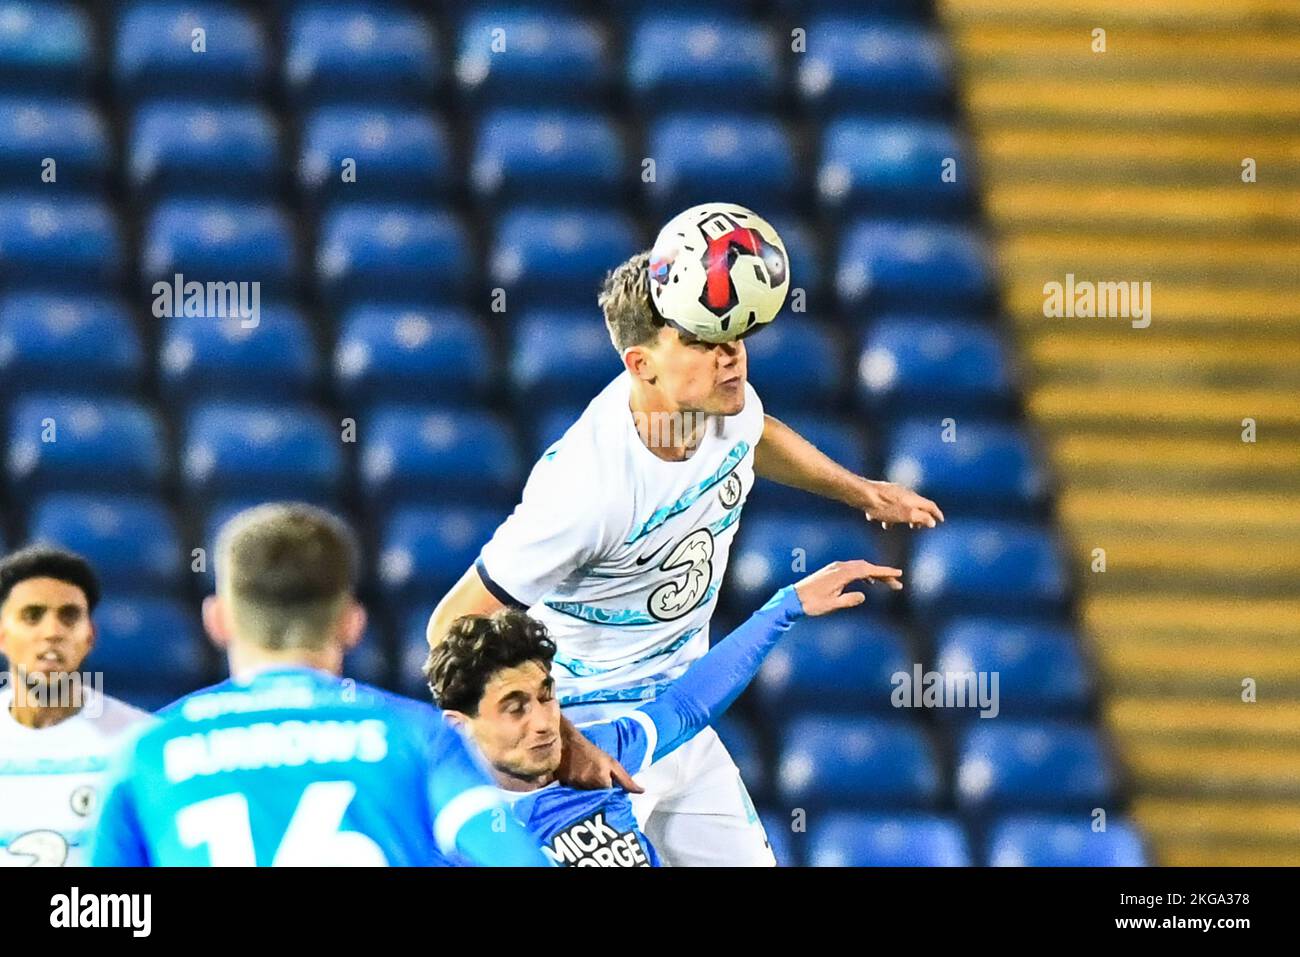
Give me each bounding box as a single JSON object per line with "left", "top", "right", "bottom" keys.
{"left": 507, "top": 715, "right": 660, "bottom": 867}
{"left": 90, "top": 667, "right": 548, "bottom": 867}
{"left": 504, "top": 586, "right": 806, "bottom": 867}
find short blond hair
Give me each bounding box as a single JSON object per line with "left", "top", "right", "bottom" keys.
{"left": 598, "top": 250, "right": 660, "bottom": 352}
{"left": 215, "top": 503, "right": 358, "bottom": 651}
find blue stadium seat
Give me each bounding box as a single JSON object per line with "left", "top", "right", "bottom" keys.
{"left": 89, "top": 597, "right": 208, "bottom": 693}
{"left": 359, "top": 406, "right": 522, "bottom": 509}
{"left": 755, "top": 614, "right": 910, "bottom": 713}
{"left": 726, "top": 515, "right": 871, "bottom": 613}
{"left": 819, "top": 119, "right": 972, "bottom": 216}
{"left": 0, "top": 196, "right": 122, "bottom": 290}
{"left": 509, "top": 311, "right": 622, "bottom": 407}
{"left": 644, "top": 114, "right": 795, "bottom": 215}
{"left": 488, "top": 208, "right": 636, "bottom": 308}
{"left": 0, "top": 98, "right": 108, "bottom": 189}
{"left": 0, "top": 294, "right": 143, "bottom": 394}
{"left": 334, "top": 305, "right": 491, "bottom": 407}
{"left": 778, "top": 715, "right": 940, "bottom": 808}
{"left": 857, "top": 317, "right": 1015, "bottom": 415}
{"left": 766, "top": 216, "right": 824, "bottom": 305}
{"left": 377, "top": 506, "right": 506, "bottom": 600}
{"left": 27, "top": 494, "right": 182, "bottom": 590}
{"left": 810, "top": 813, "right": 973, "bottom": 866}
{"left": 129, "top": 101, "right": 279, "bottom": 197}
{"left": 0, "top": 2, "right": 94, "bottom": 94}
{"left": 774, "top": 0, "right": 931, "bottom": 17}
{"left": 714, "top": 715, "right": 767, "bottom": 799}
{"left": 159, "top": 305, "right": 319, "bottom": 404}
{"left": 908, "top": 520, "right": 1068, "bottom": 619}
{"left": 837, "top": 222, "right": 994, "bottom": 314}
{"left": 315, "top": 205, "right": 468, "bottom": 307}
{"left": 744, "top": 318, "right": 842, "bottom": 409}
{"left": 142, "top": 199, "right": 296, "bottom": 295}
{"left": 455, "top": 10, "right": 611, "bottom": 107}
{"left": 987, "top": 815, "right": 1148, "bottom": 867}
{"left": 6, "top": 395, "right": 165, "bottom": 496}
{"left": 114, "top": 3, "right": 269, "bottom": 101}
{"left": 285, "top": 4, "right": 437, "bottom": 104}
{"left": 397, "top": 606, "right": 435, "bottom": 699}
{"left": 529, "top": 405, "right": 585, "bottom": 462}
{"left": 956, "top": 721, "right": 1115, "bottom": 813}
{"left": 883, "top": 419, "right": 1047, "bottom": 513}
{"left": 796, "top": 19, "right": 951, "bottom": 116}
{"left": 343, "top": 630, "right": 390, "bottom": 689}
{"left": 628, "top": 15, "right": 779, "bottom": 115}
{"left": 471, "top": 111, "right": 624, "bottom": 206}
{"left": 299, "top": 106, "right": 452, "bottom": 205}
{"left": 181, "top": 402, "right": 343, "bottom": 500}
{"left": 934, "top": 618, "right": 1091, "bottom": 718}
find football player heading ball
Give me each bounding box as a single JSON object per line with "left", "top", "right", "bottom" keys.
{"left": 427, "top": 202, "right": 944, "bottom": 866}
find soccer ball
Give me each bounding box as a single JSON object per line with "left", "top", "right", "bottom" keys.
{"left": 647, "top": 203, "right": 789, "bottom": 343}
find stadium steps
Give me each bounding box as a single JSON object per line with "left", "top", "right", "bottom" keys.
{"left": 975, "top": 130, "right": 1300, "bottom": 186}
{"left": 1131, "top": 798, "right": 1300, "bottom": 866}
{"left": 1003, "top": 283, "right": 1300, "bottom": 332}
{"left": 940, "top": 0, "right": 1300, "bottom": 864}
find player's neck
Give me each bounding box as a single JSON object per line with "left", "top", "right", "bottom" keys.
{"left": 8, "top": 699, "right": 81, "bottom": 730}
{"left": 493, "top": 766, "right": 554, "bottom": 793}
{"left": 627, "top": 386, "right": 710, "bottom": 463}
{"left": 227, "top": 643, "right": 343, "bottom": 682}
{"left": 5, "top": 671, "right": 86, "bottom": 729}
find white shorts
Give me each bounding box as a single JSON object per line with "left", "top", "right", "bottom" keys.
{"left": 627, "top": 726, "right": 776, "bottom": 867}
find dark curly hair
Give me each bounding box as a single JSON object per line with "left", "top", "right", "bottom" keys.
{"left": 425, "top": 609, "right": 557, "bottom": 715}
{"left": 0, "top": 545, "right": 101, "bottom": 613}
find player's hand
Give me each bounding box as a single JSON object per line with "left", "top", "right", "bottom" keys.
{"left": 795, "top": 559, "right": 904, "bottom": 614}
{"left": 556, "top": 715, "right": 645, "bottom": 793}
{"left": 862, "top": 480, "right": 945, "bottom": 529}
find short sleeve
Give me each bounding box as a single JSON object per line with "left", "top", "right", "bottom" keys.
{"left": 742, "top": 381, "right": 765, "bottom": 445}
{"left": 476, "top": 453, "right": 613, "bottom": 608}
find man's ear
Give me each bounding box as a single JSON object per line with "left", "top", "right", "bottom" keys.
{"left": 442, "top": 709, "right": 468, "bottom": 731}
{"left": 201, "top": 595, "right": 232, "bottom": 652}
{"left": 622, "top": 343, "right": 653, "bottom": 382}
{"left": 339, "top": 600, "right": 366, "bottom": 653}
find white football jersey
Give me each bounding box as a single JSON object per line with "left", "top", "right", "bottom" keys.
{"left": 0, "top": 686, "right": 154, "bottom": 867}
{"left": 478, "top": 372, "right": 765, "bottom": 719}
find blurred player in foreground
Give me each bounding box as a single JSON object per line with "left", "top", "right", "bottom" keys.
{"left": 428, "top": 243, "right": 943, "bottom": 866}
{"left": 426, "top": 559, "right": 901, "bottom": 866}
{"left": 0, "top": 546, "right": 153, "bottom": 867}
{"left": 91, "top": 503, "right": 548, "bottom": 867}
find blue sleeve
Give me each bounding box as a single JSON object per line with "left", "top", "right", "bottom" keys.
{"left": 426, "top": 721, "right": 552, "bottom": 867}
{"left": 581, "top": 716, "right": 655, "bottom": 774}
{"left": 638, "top": 585, "right": 805, "bottom": 764}
{"left": 90, "top": 746, "right": 151, "bottom": 867}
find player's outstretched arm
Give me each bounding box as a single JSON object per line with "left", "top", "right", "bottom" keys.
{"left": 638, "top": 560, "right": 903, "bottom": 763}
{"left": 426, "top": 565, "right": 505, "bottom": 649}
{"left": 754, "top": 414, "right": 945, "bottom": 529}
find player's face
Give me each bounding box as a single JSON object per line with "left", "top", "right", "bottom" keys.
{"left": 469, "top": 661, "right": 562, "bottom": 785}
{"left": 649, "top": 327, "right": 748, "bottom": 416}
{"left": 0, "top": 578, "right": 94, "bottom": 681}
